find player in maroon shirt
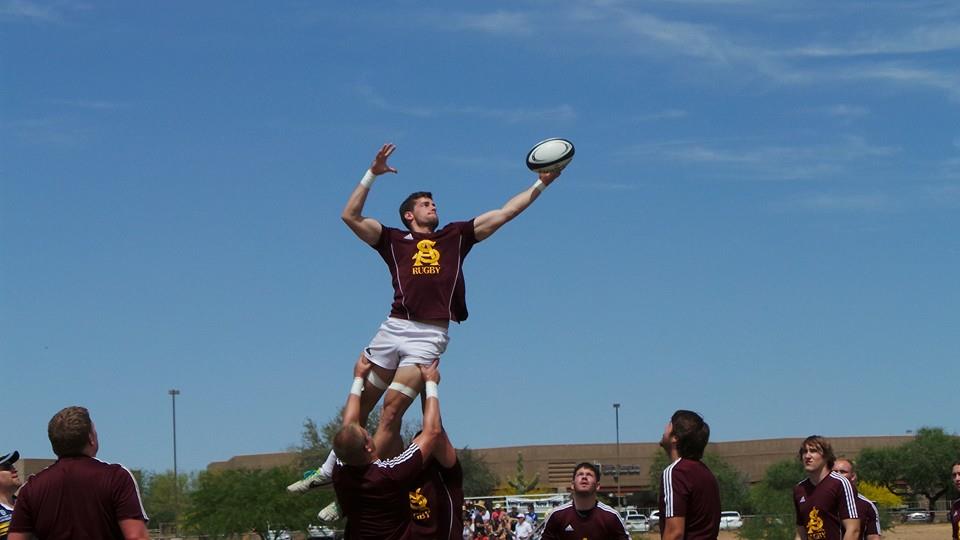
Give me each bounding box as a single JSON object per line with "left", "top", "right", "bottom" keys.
{"left": 793, "top": 436, "right": 860, "bottom": 540}
{"left": 950, "top": 461, "right": 960, "bottom": 540}
{"left": 657, "top": 410, "right": 721, "bottom": 540}
{"left": 331, "top": 354, "right": 453, "bottom": 539}
{"left": 291, "top": 143, "right": 563, "bottom": 493}
{"left": 540, "top": 462, "right": 629, "bottom": 540}
{"left": 9, "top": 406, "right": 149, "bottom": 540}
{"left": 408, "top": 435, "right": 463, "bottom": 540}
{"left": 831, "top": 458, "right": 880, "bottom": 540}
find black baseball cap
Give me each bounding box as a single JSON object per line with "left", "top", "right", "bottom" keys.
{"left": 0, "top": 450, "right": 19, "bottom": 467}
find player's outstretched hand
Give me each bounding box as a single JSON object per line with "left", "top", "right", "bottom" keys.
{"left": 353, "top": 353, "right": 373, "bottom": 379}
{"left": 419, "top": 359, "right": 440, "bottom": 385}
{"left": 539, "top": 168, "right": 561, "bottom": 187}
{"left": 371, "top": 143, "right": 398, "bottom": 175}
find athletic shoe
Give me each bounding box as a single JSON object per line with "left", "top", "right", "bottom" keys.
{"left": 318, "top": 500, "right": 341, "bottom": 522}
{"left": 286, "top": 469, "right": 332, "bottom": 493}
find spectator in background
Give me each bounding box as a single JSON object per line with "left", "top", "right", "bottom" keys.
{"left": 9, "top": 406, "right": 150, "bottom": 540}
{"left": 1, "top": 450, "right": 21, "bottom": 540}
{"left": 514, "top": 513, "right": 534, "bottom": 540}
{"left": 525, "top": 504, "right": 537, "bottom": 523}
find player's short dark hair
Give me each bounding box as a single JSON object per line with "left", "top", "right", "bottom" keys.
{"left": 48, "top": 406, "right": 93, "bottom": 458}
{"left": 952, "top": 460, "right": 960, "bottom": 469}
{"left": 572, "top": 461, "right": 601, "bottom": 480}
{"left": 671, "top": 410, "right": 710, "bottom": 460}
{"left": 399, "top": 191, "right": 433, "bottom": 230}
{"left": 799, "top": 435, "right": 836, "bottom": 469}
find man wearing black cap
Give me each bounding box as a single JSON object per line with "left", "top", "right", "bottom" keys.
{"left": 0, "top": 450, "right": 21, "bottom": 540}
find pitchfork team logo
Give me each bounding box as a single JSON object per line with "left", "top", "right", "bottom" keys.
{"left": 806, "top": 507, "right": 826, "bottom": 540}
{"left": 409, "top": 487, "right": 430, "bottom": 521}
{"left": 412, "top": 239, "right": 441, "bottom": 275}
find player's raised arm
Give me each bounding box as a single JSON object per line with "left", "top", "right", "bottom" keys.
{"left": 341, "top": 143, "right": 397, "bottom": 245}
{"left": 473, "top": 169, "right": 561, "bottom": 242}
{"left": 412, "top": 360, "right": 443, "bottom": 461}
{"left": 342, "top": 353, "right": 374, "bottom": 425}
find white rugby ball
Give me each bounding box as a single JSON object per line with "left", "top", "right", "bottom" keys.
{"left": 526, "top": 138, "right": 575, "bottom": 173}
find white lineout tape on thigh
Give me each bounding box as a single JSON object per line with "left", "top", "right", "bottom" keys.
{"left": 367, "top": 371, "right": 388, "bottom": 390}
{"left": 388, "top": 382, "right": 417, "bottom": 399}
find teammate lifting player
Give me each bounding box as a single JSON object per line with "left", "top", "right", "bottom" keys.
{"left": 289, "top": 143, "right": 563, "bottom": 492}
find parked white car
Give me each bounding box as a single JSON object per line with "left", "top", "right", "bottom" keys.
{"left": 649, "top": 510, "right": 660, "bottom": 528}
{"left": 623, "top": 514, "right": 650, "bottom": 532}
{"left": 719, "top": 511, "right": 743, "bottom": 530}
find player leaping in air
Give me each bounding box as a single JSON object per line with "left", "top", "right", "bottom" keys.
{"left": 288, "top": 142, "right": 563, "bottom": 493}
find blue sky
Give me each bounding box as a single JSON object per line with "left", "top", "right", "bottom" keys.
{"left": 2, "top": 1, "right": 958, "bottom": 474}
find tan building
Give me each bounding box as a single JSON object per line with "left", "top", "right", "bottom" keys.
{"left": 208, "top": 435, "right": 911, "bottom": 495}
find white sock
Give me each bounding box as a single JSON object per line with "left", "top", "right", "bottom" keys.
{"left": 320, "top": 449, "right": 337, "bottom": 477}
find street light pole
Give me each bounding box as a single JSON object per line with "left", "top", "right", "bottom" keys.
{"left": 613, "top": 403, "right": 621, "bottom": 510}
{"left": 169, "top": 389, "right": 180, "bottom": 533}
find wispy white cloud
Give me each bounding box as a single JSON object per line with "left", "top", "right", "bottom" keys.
{"left": 356, "top": 85, "right": 575, "bottom": 124}
{"left": 922, "top": 183, "right": 960, "bottom": 207}
{"left": 436, "top": 10, "right": 533, "bottom": 36}
{"left": 789, "top": 192, "right": 894, "bottom": 212}
{"left": 46, "top": 98, "right": 129, "bottom": 110}
{"left": 623, "top": 135, "right": 900, "bottom": 181}
{"left": 425, "top": 4, "right": 959, "bottom": 100}
{"left": 834, "top": 63, "right": 960, "bottom": 100}
{"left": 817, "top": 104, "right": 870, "bottom": 119}
{"left": 0, "top": 0, "right": 87, "bottom": 23}
{"left": 634, "top": 109, "right": 688, "bottom": 121}
{"left": 4, "top": 118, "right": 88, "bottom": 146}
{"left": 792, "top": 23, "right": 960, "bottom": 57}
{"left": 0, "top": 0, "right": 59, "bottom": 21}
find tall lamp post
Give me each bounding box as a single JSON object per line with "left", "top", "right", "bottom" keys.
{"left": 613, "top": 403, "right": 621, "bottom": 509}
{"left": 169, "top": 389, "right": 180, "bottom": 533}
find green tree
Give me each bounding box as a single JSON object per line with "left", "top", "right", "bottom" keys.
{"left": 859, "top": 427, "right": 960, "bottom": 510}
{"left": 506, "top": 452, "right": 540, "bottom": 494}
{"left": 139, "top": 470, "right": 195, "bottom": 527}
{"left": 739, "top": 458, "right": 804, "bottom": 540}
{"left": 647, "top": 451, "right": 752, "bottom": 513}
{"left": 458, "top": 446, "right": 498, "bottom": 496}
{"left": 185, "top": 466, "right": 333, "bottom": 540}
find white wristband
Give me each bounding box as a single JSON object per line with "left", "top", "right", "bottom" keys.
{"left": 360, "top": 169, "right": 378, "bottom": 188}
{"left": 533, "top": 179, "right": 547, "bottom": 193}
{"left": 350, "top": 377, "right": 364, "bottom": 396}
{"left": 425, "top": 380, "right": 439, "bottom": 399}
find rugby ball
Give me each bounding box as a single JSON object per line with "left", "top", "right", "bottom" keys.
{"left": 526, "top": 138, "right": 575, "bottom": 173}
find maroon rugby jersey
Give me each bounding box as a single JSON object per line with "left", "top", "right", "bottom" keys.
{"left": 333, "top": 443, "right": 425, "bottom": 540}
{"left": 409, "top": 459, "right": 464, "bottom": 540}
{"left": 853, "top": 494, "right": 880, "bottom": 539}
{"left": 793, "top": 472, "right": 859, "bottom": 540}
{"left": 373, "top": 221, "right": 478, "bottom": 322}
{"left": 951, "top": 498, "right": 959, "bottom": 540}
{"left": 658, "top": 458, "right": 721, "bottom": 539}
{"left": 9, "top": 456, "right": 148, "bottom": 540}
{"left": 540, "top": 501, "right": 629, "bottom": 540}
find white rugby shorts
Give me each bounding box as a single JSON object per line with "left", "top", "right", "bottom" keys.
{"left": 363, "top": 317, "right": 450, "bottom": 370}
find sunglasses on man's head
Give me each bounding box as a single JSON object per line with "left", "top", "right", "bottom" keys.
{"left": 0, "top": 463, "right": 15, "bottom": 471}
